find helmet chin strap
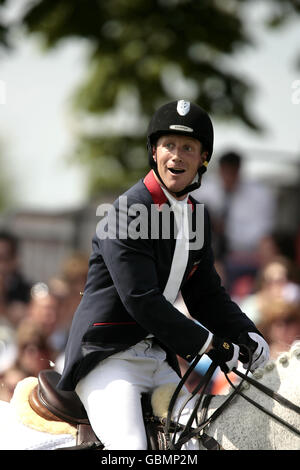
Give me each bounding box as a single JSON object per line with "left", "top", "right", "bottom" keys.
{"left": 173, "top": 174, "right": 201, "bottom": 198}
{"left": 152, "top": 164, "right": 205, "bottom": 198}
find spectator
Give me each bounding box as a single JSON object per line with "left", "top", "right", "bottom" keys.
{"left": 0, "top": 323, "right": 17, "bottom": 376}
{"left": 27, "top": 284, "right": 58, "bottom": 335}
{"left": 47, "top": 252, "right": 89, "bottom": 353}
{"left": 257, "top": 231, "right": 297, "bottom": 269}
{"left": 58, "top": 252, "right": 89, "bottom": 331}
{"left": 14, "top": 317, "right": 55, "bottom": 377}
{"left": 0, "top": 290, "right": 59, "bottom": 401}
{"left": 0, "top": 366, "right": 27, "bottom": 402}
{"left": 256, "top": 234, "right": 283, "bottom": 271}
{"left": 0, "top": 230, "right": 32, "bottom": 327}
{"left": 258, "top": 299, "right": 300, "bottom": 360}
{"left": 211, "top": 257, "right": 300, "bottom": 392}
{"left": 26, "top": 282, "right": 63, "bottom": 356}
{"left": 232, "top": 231, "right": 300, "bottom": 303}
{"left": 0, "top": 315, "right": 55, "bottom": 402}
{"left": 240, "top": 256, "right": 300, "bottom": 327}
{"left": 192, "top": 151, "right": 276, "bottom": 292}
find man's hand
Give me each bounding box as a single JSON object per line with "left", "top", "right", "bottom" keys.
{"left": 238, "top": 332, "right": 270, "bottom": 372}
{"left": 207, "top": 335, "right": 240, "bottom": 373}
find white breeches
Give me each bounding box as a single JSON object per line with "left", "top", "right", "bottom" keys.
{"left": 75, "top": 338, "right": 200, "bottom": 450}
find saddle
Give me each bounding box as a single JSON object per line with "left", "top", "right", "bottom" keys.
{"left": 29, "top": 369, "right": 166, "bottom": 450}
{"left": 29, "top": 370, "right": 100, "bottom": 448}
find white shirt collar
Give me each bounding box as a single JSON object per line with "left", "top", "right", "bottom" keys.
{"left": 160, "top": 186, "right": 189, "bottom": 207}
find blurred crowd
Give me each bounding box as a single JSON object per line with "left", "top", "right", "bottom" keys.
{"left": 192, "top": 151, "right": 300, "bottom": 356}
{"left": 190, "top": 150, "right": 300, "bottom": 394}
{"left": 0, "top": 230, "right": 89, "bottom": 402}
{"left": 0, "top": 150, "right": 300, "bottom": 401}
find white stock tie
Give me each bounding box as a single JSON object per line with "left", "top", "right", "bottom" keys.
{"left": 163, "top": 199, "right": 189, "bottom": 304}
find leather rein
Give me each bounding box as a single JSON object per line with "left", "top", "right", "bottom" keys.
{"left": 164, "top": 347, "right": 300, "bottom": 450}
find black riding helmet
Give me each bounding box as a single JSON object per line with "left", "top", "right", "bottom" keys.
{"left": 147, "top": 100, "right": 214, "bottom": 197}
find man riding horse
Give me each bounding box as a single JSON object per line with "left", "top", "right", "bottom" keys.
{"left": 57, "top": 100, "right": 269, "bottom": 450}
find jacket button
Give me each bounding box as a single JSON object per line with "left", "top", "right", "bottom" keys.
{"left": 186, "top": 354, "right": 191, "bottom": 359}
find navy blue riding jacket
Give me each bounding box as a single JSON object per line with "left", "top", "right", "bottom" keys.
{"left": 58, "top": 171, "right": 259, "bottom": 391}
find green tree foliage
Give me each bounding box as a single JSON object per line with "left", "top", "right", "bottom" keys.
{"left": 1, "top": 0, "right": 300, "bottom": 194}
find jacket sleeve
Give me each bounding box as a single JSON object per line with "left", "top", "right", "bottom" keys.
{"left": 181, "top": 212, "right": 261, "bottom": 343}
{"left": 97, "top": 197, "right": 211, "bottom": 361}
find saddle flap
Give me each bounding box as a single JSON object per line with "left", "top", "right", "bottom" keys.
{"left": 38, "top": 370, "right": 89, "bottom": 425}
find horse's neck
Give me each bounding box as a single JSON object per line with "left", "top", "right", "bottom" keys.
{"left": 205, "top": 345, "right": 300, "bottom": 450}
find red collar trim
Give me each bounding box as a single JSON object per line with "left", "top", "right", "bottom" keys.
{"left": 188, "top": 198, "right": 194, "bottom": 211}
{"left": 143, "top": 171, "right": 168, "bottom": 207}
{"left": 143, "top": 170, "right": 194, "bottom": 211}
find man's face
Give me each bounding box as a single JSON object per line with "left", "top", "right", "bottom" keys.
{"left": 153, "top": 134, "right": 207, "bottom": 199}
{"left": 29, "top": 294, "right": 58, "bottom": 335}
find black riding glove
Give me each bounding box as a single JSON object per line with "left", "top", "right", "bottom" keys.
{"left": 207, "top": 335, "right": 240, "bottom": 373}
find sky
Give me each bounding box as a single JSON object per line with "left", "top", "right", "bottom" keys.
{"left": 0, "top": 33, "right": 90, "bottom": 210}
{"left": 0, "top": 1, "right": 300, "bottom": 211}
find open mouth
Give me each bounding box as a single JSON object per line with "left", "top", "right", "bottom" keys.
{"left": 168, "top": 168, "right": 185, "bottom": 174}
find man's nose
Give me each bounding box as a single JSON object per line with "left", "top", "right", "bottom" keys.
{"left": 171, "top": 145, "right": 183, "bottom": 160}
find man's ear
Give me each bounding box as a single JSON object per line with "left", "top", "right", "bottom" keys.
{"left": 201, "top": 151, "right": 208, "bottom": 164}
{"left": 198, "top": 152, "right": 209, "bottom": 175}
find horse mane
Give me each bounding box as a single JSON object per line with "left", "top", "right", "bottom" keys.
{"left": 239, "top": 340, "right": 300, "bottom": 390}
{"left": 259, "top": 340, "right": 300, "bottom": 372}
